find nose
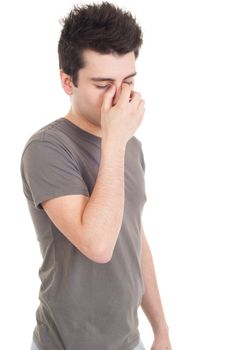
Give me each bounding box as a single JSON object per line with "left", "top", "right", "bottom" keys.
{"left": 112, "top": 84, "right": 123, "bottom": 106}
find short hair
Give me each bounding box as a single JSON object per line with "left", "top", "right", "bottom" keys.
{"left": 58, "top": 1, "right": 143, "bottom": 87}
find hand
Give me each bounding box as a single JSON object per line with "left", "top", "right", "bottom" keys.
{"left": 100, "top": 83, "right": 145, "bottom": 145}
{"left": 150, "top": 332, "right": 172, "bottom": 350}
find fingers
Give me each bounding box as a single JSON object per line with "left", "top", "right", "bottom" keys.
{"left": 129, "top": 91, "right": 142, "bottom": 108}
{"left": 101, "top": 82, "right": 143, "bottom": 111}
{"left": 117, "top": 82, "right": 133, "bottom": 107}
{"left": 137, "top": 98, "right": 145, "bottom": 118}
{"left": 101, "top": 85, "right": 116, "bottom": 111}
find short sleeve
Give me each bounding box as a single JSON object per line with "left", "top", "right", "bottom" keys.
{"left": 138, "top": 140, "right": 147, "bottom": 203}
{"left": 20, "top": 140, "right": 90, "bottom": 210}
{"left": 139, "top": 141, "right": 146, "bottom": 173}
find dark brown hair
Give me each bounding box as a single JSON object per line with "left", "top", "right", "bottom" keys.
{"left": 58, "top": 1, "right": 143, "bottom": 87}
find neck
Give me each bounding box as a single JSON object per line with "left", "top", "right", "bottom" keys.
{"left": 64, "top": 109, "right": 103, "bottom": 138}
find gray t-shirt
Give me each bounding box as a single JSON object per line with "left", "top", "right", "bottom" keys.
{"left": 20, "top": 117, "right": 147, "bottom": 350}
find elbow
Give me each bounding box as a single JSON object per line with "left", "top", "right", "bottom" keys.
{"left": 80, "top": 228, "right": 114, "bottom": 264}
{"left": 91, "top": 246, "right": 113, "bottom": 264}
{"left": 96, "top": 254, "right": 113, "bottom": 264}
{"left": 92, "top": 247, "right": 112, "bottom": 264}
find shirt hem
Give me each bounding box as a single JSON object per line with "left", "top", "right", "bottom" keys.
{"left": 33, "top": 331, "right": 140, "bottom": 350}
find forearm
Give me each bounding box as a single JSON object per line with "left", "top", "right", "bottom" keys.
{"left": 82, "top": 137, "right": 126, "bottom": 262}
{"left": 141, "top": 230, "right": 169, "bottom": 335}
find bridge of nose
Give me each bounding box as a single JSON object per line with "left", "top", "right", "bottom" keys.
{"left": 112, "top": 85, "right": 123, "bottom": 105}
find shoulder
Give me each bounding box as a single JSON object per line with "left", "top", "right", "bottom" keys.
{"left": 128, "top": 135, "right": 141, "bottom": 146}
{"left": 128, "top": 135, "right": 143, "bottom": 154}
{"left": 21, "top": 118, "right": 71, "bottom": 158}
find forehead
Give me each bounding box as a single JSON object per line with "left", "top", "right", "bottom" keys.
{"left": 81, "top": 49, "right": 136, "bottom": 78}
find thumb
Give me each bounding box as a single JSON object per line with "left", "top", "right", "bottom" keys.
{"left": 101, "top": 85, "right": 116, "bottom": 111}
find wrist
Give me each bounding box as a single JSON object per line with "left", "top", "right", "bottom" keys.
{"left": 101, "top": 135, "right": 127, "bottom": 151}
{"left": 153, "top": 322, "right": 169, "bottom": 337}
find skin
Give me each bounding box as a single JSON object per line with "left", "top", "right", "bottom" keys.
{"left": 59, "top": 49, "right": 137, "bottom": 137}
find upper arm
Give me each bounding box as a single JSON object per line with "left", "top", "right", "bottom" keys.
{"left": 20, "top": 139, "right": 103, "bottom": 262}
{"left": 141, "top": 222, "right": 145, "bottom": 241}
{"left": 41, "top": 194, "right": 94, "bottom": 258}
{"left": 141, "top": 222, "right": 149, "bottom": 254}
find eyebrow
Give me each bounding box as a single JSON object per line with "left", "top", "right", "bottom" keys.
{"left": 89, "top": 72, "right": 137, "bottom": 82}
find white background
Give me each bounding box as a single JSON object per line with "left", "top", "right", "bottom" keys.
{"left": 0, "top": 0, "right": 231, "bottom": 349}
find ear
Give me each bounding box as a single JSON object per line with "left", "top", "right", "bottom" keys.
{"left": 59, "top": 69, "right": 74, "bottom": 96}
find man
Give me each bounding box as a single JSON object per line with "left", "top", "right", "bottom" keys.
{"left": 20, "top": 2, "right": 172, "bottom": 349}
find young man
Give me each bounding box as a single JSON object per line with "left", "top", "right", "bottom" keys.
{"left": 20, "top": 2, "right": 172, "bottom": 349}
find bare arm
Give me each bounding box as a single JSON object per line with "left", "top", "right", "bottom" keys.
{"left": 81, "top": 137, "right": 126, "bottom": 262}
{"left": 140, "top": 222, "right": 170, "bottom": 335}
{"left": 81, "top": 82, "right": 144, "bottom": 262}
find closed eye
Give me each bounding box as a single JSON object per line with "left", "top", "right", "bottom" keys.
{"left": 95, "top": 81, "right": 133, "bottom": 89}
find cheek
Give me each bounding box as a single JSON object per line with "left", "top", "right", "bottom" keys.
{"left": 82, "top": 88, "right": 100, "bottom": 107}
{"left": 86, "top": 88, "right": 104, "bottom": 107}
{"left": 95, "top": 90, "right": 109, "bottom": 108}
